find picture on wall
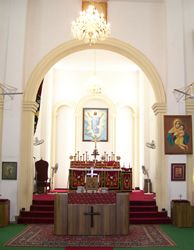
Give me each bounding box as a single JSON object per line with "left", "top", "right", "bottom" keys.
{"left": 83, "top": 108, "right": 108, "bottom": 141}
{"left": 2, "top": 162, "right": 17, "bottom": 180}
{"left": 171, "top": 163, "right": 186, "bottom": 181}
{"left": 164, "top": 115, "right": 193, "bottom": 154}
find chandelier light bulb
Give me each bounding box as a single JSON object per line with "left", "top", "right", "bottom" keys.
{"left": 71, "top": 5, "right": 111, "bottom": 45}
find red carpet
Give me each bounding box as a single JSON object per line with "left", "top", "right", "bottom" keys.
{"left": 65, "top": 247, "right": 112, "bottom": 250}
{"left": 5, "top": 224, "right": 175, "bottom": 248}
{"left": 130, "top": 190, "right": 156, "bottom": 201}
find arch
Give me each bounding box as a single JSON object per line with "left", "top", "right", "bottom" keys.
{"left": 24, "top": 38, "right": 166, "bottom": 103}
{"left": 19, "top": 38, "right": 166, "bottom": 211}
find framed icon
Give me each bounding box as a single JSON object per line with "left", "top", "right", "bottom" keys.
{"left": 171, "top": 163, "right": 186, "bottom": 181}
{"left": 2, "top": 162, "right": 17, "bottom": 180}
{"left": 83, "top": 108, "right": 108, "bottom": 141}
{"left": 164, "top": 115, "right": 192, "bottom": 154}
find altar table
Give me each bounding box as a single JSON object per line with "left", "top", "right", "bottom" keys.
{"left": 54, "top": 192, "right": 129, "bottom": 235}
{"left": 68, "top": 168, "right": 132, "bottom": 191}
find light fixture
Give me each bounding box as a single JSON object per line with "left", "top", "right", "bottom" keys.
{"left": 173, "top": 83, "right": 194, "bottom": 102}
{"left": 87, "top": 50, "right": 102, "bottom": 95}
{"left": 145, "top": 140, "right": 156, "bottom": 149}
{"left": 71, "top": 3, "right": 111, "bottom": 45}
{"left": 33, "top": 137, "right": 44, "bottom": 146}
{"left": 0, "top": 82, "right": 23, "bottom": 99}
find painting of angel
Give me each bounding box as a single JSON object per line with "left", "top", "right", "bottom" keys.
{"left": 83, "top": 108, "right": 108, "bottom": 141}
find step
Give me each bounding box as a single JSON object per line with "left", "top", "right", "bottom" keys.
{"left": 130, "top": 217, "right": 171, "bottom": 224}
{"left": 17, "top": 216, "right": 54, "bottom": 224}
{"left": 30, "top": 204, "right": 54, "bottom": 211}
{"left": 130, "top": 200, "right": 156, "bottom": 206}
{"left": 20, "top": 210, "right": 54, "bottom": 218}
{"left": 32, "top": 200, "right": 54, "bottom": 205}
{"left": 130, "top": 211, "right": 167, "bottom": 218}
{"left": 130, "top": 205, "right": 158, "bottom": 212}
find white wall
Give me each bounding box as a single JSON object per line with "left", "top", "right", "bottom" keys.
{"left": 1, "top": 0, "right": 194, "bottom": 219}
{"left": 0, "top": 0, "right": 27, "bottom": 220}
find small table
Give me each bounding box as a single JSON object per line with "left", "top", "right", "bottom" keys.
{"left": 171, "top": 200, "right": 192, "bottom": 227}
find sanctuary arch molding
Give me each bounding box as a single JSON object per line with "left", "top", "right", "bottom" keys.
{"left": 19, "top": 38, "right": 167, "bottom": 211}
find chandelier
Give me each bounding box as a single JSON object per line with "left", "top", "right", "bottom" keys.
{"left": 71, "top": 4, "right": 111, "bottom": 45}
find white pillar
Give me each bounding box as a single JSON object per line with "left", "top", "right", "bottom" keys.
{"left": 152, "top": 103, "right": 167, "bottom": 211}
{"left": 185, "top": 101, "right": 194, "bottom": 205}
{"left": 18, "top": 101, "right": 38, "bottom": 211}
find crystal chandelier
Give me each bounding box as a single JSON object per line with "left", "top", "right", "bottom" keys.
{"left": 71, "top": 4, "right": 111, "bottom": 45}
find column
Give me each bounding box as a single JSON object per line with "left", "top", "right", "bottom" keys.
{"left": 152, "top": 103, "right": 167, "bottom": 210}
{"left": 133, "top": 111, "right": 139, "bottom": 188}
{"left": 0, "top": 100, "right": 4, "bottom": 159}
{"left": 185, "top": 101, "right": 194, "bottom": 205}
{"left": 17, "top": 101, "right": 38, "bottom": 211}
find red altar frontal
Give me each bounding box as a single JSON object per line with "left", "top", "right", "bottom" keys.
{"left": 68, "top": 161, "right": 132, "bottom": 191}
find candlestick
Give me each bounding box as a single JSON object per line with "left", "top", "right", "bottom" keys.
{"left": 83, "top": 153, "right": 85, "bottom": 162}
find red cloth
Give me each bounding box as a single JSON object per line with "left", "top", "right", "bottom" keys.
{"left": 68, "top": 193, "right": 116, "bottom": 204}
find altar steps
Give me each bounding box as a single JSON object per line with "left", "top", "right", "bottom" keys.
{"left": 18, "top": 199, "right": 54, "bottom": 224}
{"left": 17, "top": 191, "right": 171, "bottom": 225}
{"left": 129, "top": 200, "right": 171, "bottom": 224}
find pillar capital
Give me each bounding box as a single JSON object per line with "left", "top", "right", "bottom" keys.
{"left": 23, "top": 101, "right": 39, "bottom": 113}
{"left": 152, "top": 103, "right": 167, "bottom": 115}
{"left": 185, "top": 100, "right": 194, "bottom": 114}
{"left": 0, "top": 100, "right": 4, "bottom": 111}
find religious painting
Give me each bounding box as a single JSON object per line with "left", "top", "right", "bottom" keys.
{"left": 83, "top": 108, "right": 108, "bottom": 141}
{"left": 2, "top": 161, "right": 17, "bottom": 180}
{"left": 171, "top": 163, "right": 186, "bottom": 181}
{"left": 164, "top": 115, "right": 193, "bottom": 154}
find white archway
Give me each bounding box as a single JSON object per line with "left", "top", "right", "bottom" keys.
{"left": 18, "top": 38, "right": 167, "bottom": 211}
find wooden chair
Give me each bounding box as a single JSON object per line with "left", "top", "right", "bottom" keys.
{"left": 35, "top": 159, "right": 50, "bottom": 193}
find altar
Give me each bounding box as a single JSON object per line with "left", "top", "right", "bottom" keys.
{"left": 54, "top": 192, "right": 129, "bottom": 235}
{"left": 68, "top": 161, "right": 132, "bottom": 191}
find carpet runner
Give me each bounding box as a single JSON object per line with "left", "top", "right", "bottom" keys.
{"left": 5, "top": 224, "right": 175, "bottom": 248}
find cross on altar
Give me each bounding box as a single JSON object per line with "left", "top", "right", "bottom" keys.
{"left": 91, "top": 135, "right": 99, "bottom": 161}
{"left": 84, "top": 206, "right": 100, "bottom": 227}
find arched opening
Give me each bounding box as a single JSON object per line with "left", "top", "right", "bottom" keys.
{"left": 18, "top": 38, "right": 166, "bottom": 211}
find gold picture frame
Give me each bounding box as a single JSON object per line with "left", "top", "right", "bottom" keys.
{"left": 171, "top": 163, "right": 186, "bottom": 181}
{"left": 2, "top": 161, "right": 17, "bottom": 180}
{"left": 83, "top": 108, "right": 108, "bottom": 141}
{"left": 164, "top": 115, "right": 193, "bottom": 154}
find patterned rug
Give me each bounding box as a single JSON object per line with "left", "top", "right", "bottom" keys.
{"left": 5, "top": 224, "right": 176, "bottom": 248}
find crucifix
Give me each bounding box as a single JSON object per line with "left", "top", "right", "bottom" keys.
{"left": 84, "top": 206, "right": 100, "bottom": 227}
{"left": 91, "top": 135, "right": 99, "bottom": 162}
